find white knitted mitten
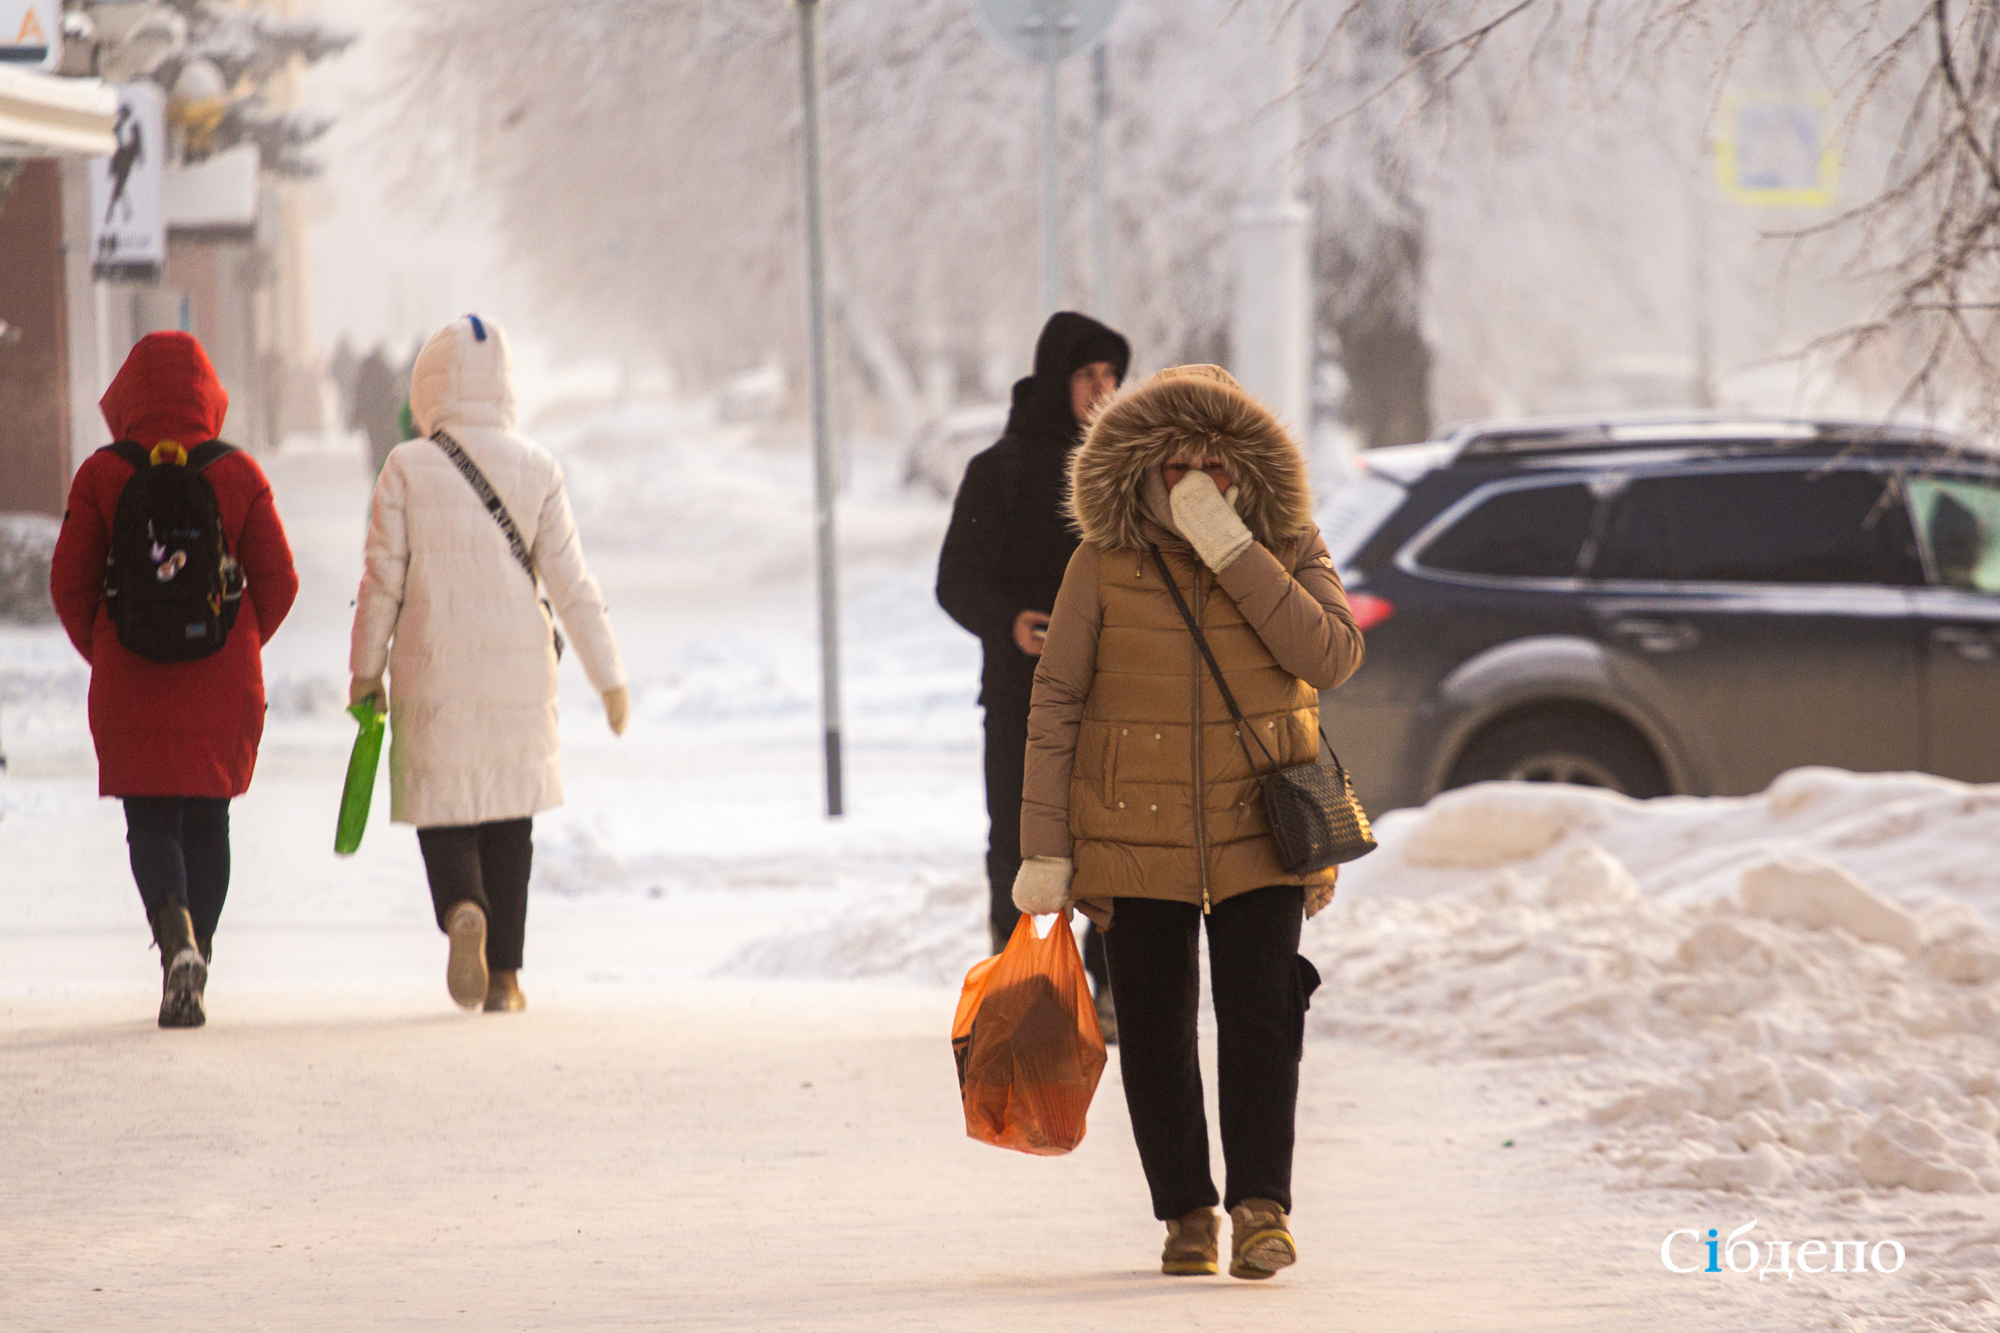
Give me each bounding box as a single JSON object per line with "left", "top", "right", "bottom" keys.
{"left": 1170, "top": 473, "right": 1254, "bottom": 571}
{"left": 1012, "top": 856, "right": 1074, "bottom": 914}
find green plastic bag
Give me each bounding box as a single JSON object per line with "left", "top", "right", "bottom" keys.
{"left": 334, "top": 700, "right": 386, "bottom": 856}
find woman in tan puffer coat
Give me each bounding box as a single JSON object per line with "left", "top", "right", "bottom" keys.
{"left": 1016, "top": 364, "right": 1363, "bottom": 1281}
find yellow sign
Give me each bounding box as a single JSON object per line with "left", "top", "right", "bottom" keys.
{"left": 1715, "top": 91, "right": 1841, "bottom": 209}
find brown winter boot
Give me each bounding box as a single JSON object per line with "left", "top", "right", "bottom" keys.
{"left": 444, "top": 901, "right": 488, "bottom": 1010}
{"left": 484, "top": 970, "right": 526, "bottom": 1013}
{"left": 1228, "top": 1199, "right": 1297, "bottom": 1280}
{"left": 150, "top": 901, "right": 207, "bottom": 1030}
{"left": 1162, "top": 1207, "right": 1220, "bottom": 1276}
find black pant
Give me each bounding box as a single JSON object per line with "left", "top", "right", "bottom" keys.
{"left": 123, "top": 797, "right": 231, "bottom": 956}
{"left": 416, "top": 819, "right": 533, "bottom": 971}
{"left": 1104, "top": 885, "right": 1316, "bottom": 1218}
{"left": 983, "top": 698, "right": 1107, "bottom": 989}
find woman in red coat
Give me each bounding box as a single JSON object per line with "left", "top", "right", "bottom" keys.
{"left": 49, "top": 332, "right": 298, "bottom": 1028}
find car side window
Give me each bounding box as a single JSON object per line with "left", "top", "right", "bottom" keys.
{"left": 1320, "top": 474, "right": 1408, "bottom": 569}
{"left": 1907, "top": 475, "right": 2000, "bottom": 592}
{"left": 1591, "top": 469, "right": 1921, "bottom": 585}
{"left": 1417, "top": 482, "right": 1598, "bottom": 579}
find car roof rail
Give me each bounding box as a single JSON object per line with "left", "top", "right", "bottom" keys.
{"left": 1444, "top": 413, "right": 1972, "bottom": 464}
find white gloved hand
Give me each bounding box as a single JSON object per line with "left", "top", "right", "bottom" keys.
{"left": 1012, "top": 856, "right": 1074, "bottom": 915}
{"left": 1170, "top": 472, "right": 1254, "bottom": 571}
{"left": 602, "top": 686, "right": 630, "bottom": 737}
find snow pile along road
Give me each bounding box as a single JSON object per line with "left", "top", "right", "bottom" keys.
{"left": 1305, "top": 774, "right": 2000, "bottom": 1203}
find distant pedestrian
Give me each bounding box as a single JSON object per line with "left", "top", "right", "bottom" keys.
{"left": 937, "top": 311, "right": 1128, "bottom": 1032}
{"left": 348, "top": 315, "right": 628, "bottom": 1014}
{"left": 49, "top": 332, "right": 299, "bottom": 1028}
{"left": 351, "top": 347, "right": 401, "bottom": 477}
{"left": 1015, "top": 365, "right": 1364, "bottom": 1280}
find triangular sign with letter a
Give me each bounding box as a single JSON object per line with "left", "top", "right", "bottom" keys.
{"left": 17, "top": 8, "right": 47, "bottom": 43}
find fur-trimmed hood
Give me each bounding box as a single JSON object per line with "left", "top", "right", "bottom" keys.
{"left": 1068, "top": 364, "right": 1315, "bottom": 552}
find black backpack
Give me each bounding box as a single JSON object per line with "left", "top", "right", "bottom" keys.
{"left": 99, "top": 440, "right": 244, "bottom": 663}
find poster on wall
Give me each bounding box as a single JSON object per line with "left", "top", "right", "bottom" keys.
{"left": 0, "top": 1, "right": 61, "bottom": 70}
{"left": 89, "top": 82, "right": 166, "bottom": 280}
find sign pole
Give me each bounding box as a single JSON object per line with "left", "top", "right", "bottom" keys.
{"left": 971, "top": 0, "right": 1122, "bottom": 315}
{"left": 795, "top": 0, "right": 844, "bottom": 818}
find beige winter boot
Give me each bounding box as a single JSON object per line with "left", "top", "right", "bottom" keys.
{"left": 150, "top": 901, "right": 207, "bottom": 1030}
{"left": 444, "top": 901, "right": 489, "bottom": 1010}
{"left": 1228, "top": 1199, "right": 1297, "bottom": 1280}
{"left": 484, "top": 970, "right": 526, "bottom": 1013}
{"left": 1161, "top": 1207, "right": 1220, "bottom": 1276}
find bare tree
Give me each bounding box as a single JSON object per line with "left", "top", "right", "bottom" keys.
{"left": 386, "top": 0, "right": 1989, "bottom": 446}
{"left": 390, "top": 1, "right": 1299, "bottom": 429}
{"left": 1322, "top": 0, "right": 2000, "bottom": 433}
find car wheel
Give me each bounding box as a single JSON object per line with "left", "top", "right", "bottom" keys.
{"left": 1447, "top": 713, "right": 1668, "bottom": 799}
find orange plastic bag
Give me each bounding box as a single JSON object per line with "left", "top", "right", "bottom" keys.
{"left": 951, "top": 911, "right": 1108, "bottom": 1156}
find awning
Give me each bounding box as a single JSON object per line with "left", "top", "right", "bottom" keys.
{"left": 0, "top": 65, "right": 116, "bottom": 156}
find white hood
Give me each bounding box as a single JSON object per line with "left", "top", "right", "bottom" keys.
{"left": 410, "top": 313, "right": 517, "bottom": 436}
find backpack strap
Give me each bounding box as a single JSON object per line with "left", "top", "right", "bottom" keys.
{"left": 102, "top": 440, "right": 149, "bottom": 469}
{"left": 187, "top": 440, "right": 237, "bottom": 472}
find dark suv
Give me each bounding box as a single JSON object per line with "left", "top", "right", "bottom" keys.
{"left": 1320, "top": 415, "right": 2000, "bottom": 813}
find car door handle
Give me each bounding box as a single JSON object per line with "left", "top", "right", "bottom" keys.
{"left": 1931, "top": 626, "right": 2000, "bottom": 661}
{"left": 1607, "top": 617, "right": 1701, "bottom": 653}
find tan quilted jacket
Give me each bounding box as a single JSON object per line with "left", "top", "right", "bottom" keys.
{"left": 1022, "top": 366, "right": 1364, "bottom": 926}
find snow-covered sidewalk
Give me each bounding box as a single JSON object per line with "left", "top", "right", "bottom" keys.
{"left": 0, "top": 948, "right": 1853, "bottom": 1333}
{"left": 4, "top": 418, "right": 1997, "bottom": 1330}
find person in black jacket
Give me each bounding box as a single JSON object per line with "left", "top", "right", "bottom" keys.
{"left": 937, "top": 311, "right": 1130, "bottom": 1018}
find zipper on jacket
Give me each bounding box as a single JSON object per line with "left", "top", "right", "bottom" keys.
{"left": 1188, "top": 559, "right": 1212, "bottom": 914}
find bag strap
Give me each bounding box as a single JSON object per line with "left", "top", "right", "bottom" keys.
{"left": 431, "top": 429, "right": 537, "bottom": 585}
{"left": 1149, "top": 543, "right": 1280, "bottom": 774}
{"left": 432, "top": 428, "right": 566, "bottom": 659}
{"left": 1147, "top": 542, "right": 1348, "bottom": 780}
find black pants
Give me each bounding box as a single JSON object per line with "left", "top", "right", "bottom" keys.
{"left": 416, "top": 819, "right": 533, "bottom": 972}
{"left": 1104, "top": 885, "right": 1316, "bottom": 1219}
{"left": 983, "top": 698, "right": 1107, "bottom": 989}
{"left": 123, "top": 797, "right": 231, "bottom": 956}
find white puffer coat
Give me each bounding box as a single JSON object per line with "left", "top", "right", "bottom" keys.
{"left": 349, "top": 315, "right": 626, "bottom": 827}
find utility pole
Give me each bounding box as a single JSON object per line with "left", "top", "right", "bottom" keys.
{"left": 1091, "top": 42, "right": 1110, "bottom": 319}
{"left": 1039, "top": 20, "right": 1061, "bottom": 313}
{"left": 1230, "top": 0, "right": 1311, "bottom": 434}
{"left": 794, "top": 0, "right": 844, "bottom": 817}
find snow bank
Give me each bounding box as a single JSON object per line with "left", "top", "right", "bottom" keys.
{"left": 1304, "top": 779, "right": 2000, "bottom": 1202}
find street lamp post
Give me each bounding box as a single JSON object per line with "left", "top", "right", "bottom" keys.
{"left": 794, "top": 0, "right": 844, "bottom": 817}
{"left": 1230, "top": 0, "right": 1311, "bottom": 434}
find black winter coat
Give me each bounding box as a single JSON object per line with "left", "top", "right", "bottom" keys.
{"left": 937, "top": 312, "right": 1130, "bottom": 708}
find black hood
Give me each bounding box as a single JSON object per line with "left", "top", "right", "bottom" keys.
{"left": 1002, "top": 311, "right": 1131, "bottom": 447}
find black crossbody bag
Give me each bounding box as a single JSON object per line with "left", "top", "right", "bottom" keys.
{"left": 1148, "top": 544, "right": 1375, "bottom": 872}
{"left": 431, "top": 429, "right": 564, "bottom": 660}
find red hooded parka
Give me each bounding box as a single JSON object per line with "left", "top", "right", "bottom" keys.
{"left": 49, "top": 332, "right": 299, "bottom": 797}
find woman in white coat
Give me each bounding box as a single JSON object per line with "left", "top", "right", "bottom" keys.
{"left": 349, "top": 314, "right": 628, "bottom": 1012}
